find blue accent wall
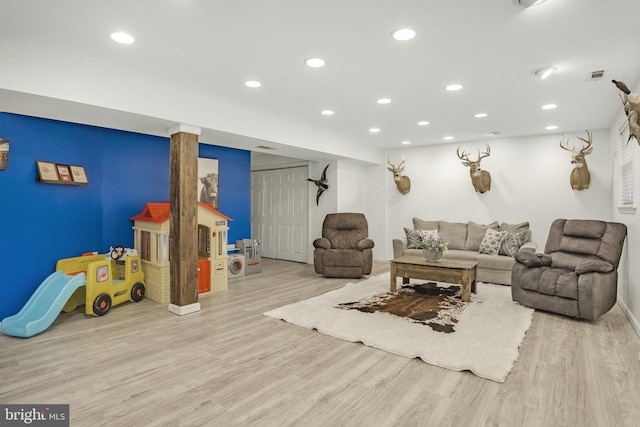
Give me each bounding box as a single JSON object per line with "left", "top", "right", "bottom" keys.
{"left": 0, "top": 113, "right": 250, "bottom": 320}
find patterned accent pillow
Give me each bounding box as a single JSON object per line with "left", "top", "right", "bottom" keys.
{"left": 404, "top": 228, "right": 423, "bottom": 249}
{"left": 499, "top": 231, "right": 527, "bottom": 257}
{"left": 479, "top": 228, "right": 508, "bottom": 255}
{"left": 416, "top": 229, "right": 439, "bottom": 245}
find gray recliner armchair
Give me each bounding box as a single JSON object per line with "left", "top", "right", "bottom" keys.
{"left": 313, "top": 213, "right": 375, "bottom": 278}
{"left": 511, "top": 219, "right": 627, "bottom": 320}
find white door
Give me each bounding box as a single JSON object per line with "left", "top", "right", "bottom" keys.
{"left": 276, "top": 168, "right": 308, "bottom": 262}
{"left": 251, "top": 172, "right": 276, "bottom": 259}
{"left": 251, "top": 166, "right": 308, "bottom": 262}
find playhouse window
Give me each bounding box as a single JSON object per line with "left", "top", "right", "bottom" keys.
{"left": 140, "top": 231, "right": 151, "bottom": 261}
{"left": 161, "top": 234, "right": 169, "bottom": 262}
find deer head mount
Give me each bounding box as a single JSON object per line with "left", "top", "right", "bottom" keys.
{"left": 560, "top": 130, "right": 593, "bottom": 191}
{"left": 456, "top": 144, "right": 492, "bottom": 193}
{"left": 386, "top": 159, "right": 411, "bottom": 194}
{"left": 612, "top": 79, "right": 640, "bottom": 144}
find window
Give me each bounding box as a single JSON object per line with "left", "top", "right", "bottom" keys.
{"left": 140, "top": 231, "right": 151, "bottom": 261}
{"left": 155, "top": 233, "right": 170, "bottom": 263}
{"left": 618, "top": 121, "right": 636, "bottom": 214}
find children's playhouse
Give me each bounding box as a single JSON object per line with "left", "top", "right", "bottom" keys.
{"left": 130, "top": 202, "right": 232, "bottom": 304}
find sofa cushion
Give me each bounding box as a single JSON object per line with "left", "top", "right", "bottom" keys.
{"left": 442, "top": 249, "right": 477, "bottom": 261}
{"left": 475, "top": 253, "right": 516, "bottom": 270}
{"left": 499, "top": 231, "right": 528, "bottom": 257}
{"left": 439, "top": 221, "right": 467, "bottom": 250}
{"left": 322, "top": 249, "right": 363, "bottom": 267}
{"left": 404, "top": 228, "right": 423, "bottom": 249}
{"left": 479, "top": 228, "right": 507, "bottom": 255}
{"left": 465, "top": 221, "right": 498, "bottom": 251}
{"left": 413, "top": 217, "right": 439, "bottom": 231}
{"left": 521, "top": 267, "right": 578, "bottom": 300}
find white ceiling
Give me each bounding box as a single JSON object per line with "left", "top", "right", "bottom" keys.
{"left": 1, "top": 0, "right": 639, "bottom": 162}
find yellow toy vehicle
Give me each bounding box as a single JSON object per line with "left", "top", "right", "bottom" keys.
{"left": 59, "top": 246, "right": 146, "bottom": 316}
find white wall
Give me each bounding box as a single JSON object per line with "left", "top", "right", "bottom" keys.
{"left": 381, "top": 130, "right": 613, "bottom": 259}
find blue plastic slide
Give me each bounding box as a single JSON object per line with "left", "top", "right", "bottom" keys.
{"left": 1, "top": 271, "right": 87, "bottom": 338}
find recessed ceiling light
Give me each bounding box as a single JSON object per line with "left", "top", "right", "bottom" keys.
{"left": 245, "top": 80, "right": 262, "bottom": 88}
{"left": 321, "top": 110, "right": 334, "bottom": 116}
{"left": 392, "top": 28, "right": 416, "bottom": 41}
{"left": 546, "top": 125, "right": 558, "bottom": 130}
{"left": 401, "top": 141, "right": 412, "bottom": 145}
{"left": 534, "top": 66, "right": 557, "bottom": 80}
{"left": 369, "top": 128, "right": 381, "bottom": 133}
{"left": 474, "top": 113, "right": 488, "bottom": 118}
{"left": 305, "top": 57, "right": 325, "bottom": 68}
{"left": 446, "top": 84, "right": 463, "bottom": 91}
{"left": 417, "top": 121, "right": 430, "bottom": 126}
{"left": 110, "top": 32, "right": 135, "bottom": 44}
{"left": 377, "top": 98, "right": 391, "bottom": 104}
{"left": 541, "top": 104, "right": 557, "bottom": 110}
{"left": 444, "top": 136, "right": 454, "bottom": 141}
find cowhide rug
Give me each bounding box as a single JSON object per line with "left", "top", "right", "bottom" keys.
{"left": 336, "top": 282, "right": 465, "bottom": 333}
{"left": 264, "top": 273, "right": 534, "bottom": 382}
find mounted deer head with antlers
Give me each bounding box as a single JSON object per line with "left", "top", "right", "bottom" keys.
{"left": 387, "top": 159, "right": 411, "bottom": 194}
{"left": 612, "top": 79, "right": 640, "bottom": 144}
{"left": 456, "top": 144, "right": 492, "bottom": 193}
{"left": 560, "top": 130, "right": 593, "bottom": 191}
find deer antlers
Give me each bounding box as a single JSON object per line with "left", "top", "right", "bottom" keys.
{"left": 456, "top": 144, "right": 490, "bottom": 164}
{"left": 387, "top": 159, "right": 405, "bottom": 172}
{"left": 559, "top": 130, "right": 593, "bottom": 154}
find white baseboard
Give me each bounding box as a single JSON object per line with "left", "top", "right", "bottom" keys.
{"left": 617, "top": 299, "right": 640, "bottom": 340}
{"left": 168, "top": 302, "right": 201, "bottom": 316}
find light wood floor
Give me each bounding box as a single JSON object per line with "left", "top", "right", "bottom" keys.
{"left": 1, "top": 258, "right": 639, "bottom": 426}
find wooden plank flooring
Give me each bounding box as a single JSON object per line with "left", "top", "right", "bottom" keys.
{"left": 1, "top": 258, "right": 639, "bottom": 426}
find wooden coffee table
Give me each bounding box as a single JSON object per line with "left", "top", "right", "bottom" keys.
{"left": 390, "top": 256, "right": 478, "bottom": 302}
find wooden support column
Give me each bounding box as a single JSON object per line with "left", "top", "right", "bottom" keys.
{"left": 168, "top": 124, "right": 201, "bottom": 316}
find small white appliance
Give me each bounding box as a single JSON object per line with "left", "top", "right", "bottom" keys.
{"left": 236, "top": 239, "right": 262, "bottom": 275}
{"left": 227, "top": 254, "right": 245, "bottom": 278}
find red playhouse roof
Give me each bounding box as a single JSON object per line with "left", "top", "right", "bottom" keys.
{"left": 130, "top": 202, "right": 232, "bottom": 224}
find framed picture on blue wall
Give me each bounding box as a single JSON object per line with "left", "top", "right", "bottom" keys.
{"left": 36, "top": 160, "right": 59, "bottom": 182}
{"left": 0, "top": 138, "right": 8, "bottom": 170}
{"left": 70, "top": 165, "right": 88, "bottom": 184}
{"left": 198, "top": 157, "right": 219, "bottom": 209}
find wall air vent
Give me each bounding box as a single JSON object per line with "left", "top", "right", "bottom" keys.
{"left": 588, "top": 69, "right": 606, "bottom": 81}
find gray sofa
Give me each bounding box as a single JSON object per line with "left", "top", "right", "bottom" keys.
{"left": 392, "top": 218, "right": 536, "bottom": 285}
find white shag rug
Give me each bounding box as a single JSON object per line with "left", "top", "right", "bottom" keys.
{"left": 264, "top": 273, "right": 534, "bottom": 383}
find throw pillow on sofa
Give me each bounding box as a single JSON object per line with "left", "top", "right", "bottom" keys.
{"left": 465, "top": 221, "right": 499, "bottom": 251}
{"left": 479, "top": 228, "right": 508, "bottom": 255}
{"left": 417, "top": 229, "right": 439, "bottom": 244}
{"left": 499, "top": 231, "right": 528, "bottom": 257}
{"left": 404, "top": 227, "right": 423, "bottom": 249}
{"left": 499, "top": 221, "right": 531, "bottom": 243}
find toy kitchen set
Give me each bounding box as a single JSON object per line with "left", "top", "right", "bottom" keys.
{"left": 227, "top": 239, "right": 262, "bottom": 279}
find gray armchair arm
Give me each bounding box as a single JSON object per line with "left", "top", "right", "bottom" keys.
{"left": 313, "top": 237, "right": 331, "bottom": 249}
{"left": 357, "top": 238, "right": 375, "bottom": 250}
{"left": 514, "top": 252, "right": 552, "bottom": 268}
{"left": 575, "top": 259, "right": 614, "bottom": 275}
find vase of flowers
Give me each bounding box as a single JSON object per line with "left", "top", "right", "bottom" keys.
{"left": 420, "top": 231, "right": 448, "bottom": 262}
